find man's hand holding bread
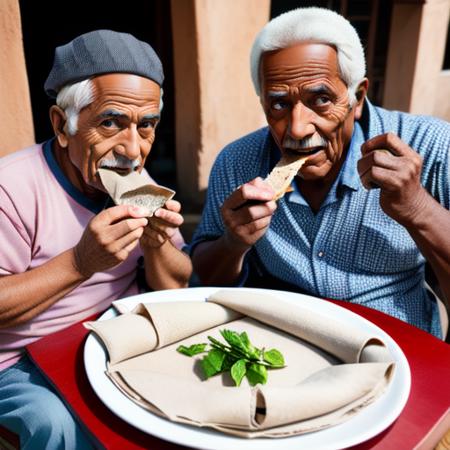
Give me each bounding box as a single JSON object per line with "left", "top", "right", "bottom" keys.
{"left": 140, "top": 199, "right": 184, "bottom": 249}
{"left": 221, "top": 177, "right": 277, "bottom": 250}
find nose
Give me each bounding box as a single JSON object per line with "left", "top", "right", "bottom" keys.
{"left": 288, "top": 102, "right": 315, "bottom": 140}
{"left": 113, "top": 125, "right": 141, "bottom": 160}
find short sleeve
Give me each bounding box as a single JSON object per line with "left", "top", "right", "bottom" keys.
{"left": 188, "top": 152, "right": 230, "bottom": 253}
{"left": 187, "top": 156, "right": 252, "bottom": 286}
{"left": 435, "top": 130, "right": 450, "bottom": 209}
{"left": 189, "top": 128, "right": 272, "bottom": 254}
{"left": 409, "top": 115, "right": 450, "bottom": 210}
{"left": 0, "top": 187, "right": 32, "bottom": 275}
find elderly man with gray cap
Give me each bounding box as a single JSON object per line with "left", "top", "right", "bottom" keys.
{"left": 191, "top": 8, "right": 450, "bottom": 340}
{"left": 0, "top": 30, "right": 191, "bottom": 448}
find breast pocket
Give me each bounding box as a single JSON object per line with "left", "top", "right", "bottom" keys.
{"left": 353, "top": 212, "right": 422, "bottom": 273}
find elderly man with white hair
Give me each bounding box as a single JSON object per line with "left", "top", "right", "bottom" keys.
{"left": 191, "top": 8, "right": 450, "bottom": 340}
{"left": 0, "top": 30, "right": 192, "bottom": 448}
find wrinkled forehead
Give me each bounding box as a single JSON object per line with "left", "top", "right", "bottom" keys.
{"left": 90, "top": 73, "right": 161, "bottom": 102}
{"left": 92, "top": 73, "right": 161, "bottom": 98}
{"left": 260, "top": 43, "right": 342, "bottom": 89}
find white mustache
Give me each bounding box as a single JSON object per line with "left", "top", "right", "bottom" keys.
{"left": 99, "top": 155, "right": 140, "bottom": 170}
{"left": 283, "top": 135, "right": 329, "bottom": 150}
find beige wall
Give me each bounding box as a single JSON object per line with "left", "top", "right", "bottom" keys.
{"left": 434, "top": 71, "right": 450, "bottom": 119}
{"left": 171, "top": 0, "right": 269, "bottom": 206}
{"left": 3, "top": 0, "right": 447, "bottom": 207}
{"left": 383, "top": 0, "right": 450, "bottom": 120}
{"left": 409, "top": 0, "right": 450, "bottom": 118}
{"left": 0, "top": 0, "right": 34, "bottom": 156}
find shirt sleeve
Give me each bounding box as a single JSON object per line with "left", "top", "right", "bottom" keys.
{"left": 415, "top": 116, "right": 450, "bottom": 209}
{"left": 188, "top": 164, "right": 251, "bottom": 285}
{"left": 188, "top": 151, "right": 231, "bottom": 253}
{"left": 186, "top": 145, "right": 255, "bottom": 286}
{"left": 0, "top": 186, "right": 32, "bottom": 275}
{"left": 188, "top": 129, "right": 270, "bottom": 253}
{"left": 437, "top": 128, "right": 450, "bottom": 209}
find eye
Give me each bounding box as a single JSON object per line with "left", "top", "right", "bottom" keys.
{"left": 139, "top": 120, "right": 156, "bottom": 129}
{"left": 100, "top": 119, "right": 118, "bottom": 128}
{"left": 271, "top": 100, "right": 289, "bottom": 112}
{"left": 313, "top": 96, "right": 331, "bottom": 107}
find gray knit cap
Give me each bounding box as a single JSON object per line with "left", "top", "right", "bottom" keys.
{"left": 44, "top": 29, "right": 164, "bottom": 98}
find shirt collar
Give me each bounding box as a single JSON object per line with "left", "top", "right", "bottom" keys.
{"left": 42, "top": 138, "right": 109, "bottom": 214}
{"left": 338, "top": 121, "right": 364, "bottom": 192}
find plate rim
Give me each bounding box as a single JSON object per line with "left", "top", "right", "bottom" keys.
{"left": 84, "top": 287, "right": 411, "bottom": 450}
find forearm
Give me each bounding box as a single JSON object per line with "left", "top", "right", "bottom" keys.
{"left": 0, "top": 249, "right": 87, "bottom": 328}
{"left": 403, "top": 193, "right": 450, "bottom": 306}
{"left": 192, "top": 235, "right": 250, "bottom": 286}
{"left": 143, "top": 241, "right": 192, "bottom": 290}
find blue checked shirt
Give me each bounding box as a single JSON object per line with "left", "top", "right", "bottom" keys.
{"left": 191, "top": 101, "right": 450, "bottom": 337}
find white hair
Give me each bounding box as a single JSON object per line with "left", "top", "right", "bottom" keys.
{"left": 56, "top": 79, "right": 164, "bottom": 135}
{"left": 250, "top": 7, "right": 366, "bottom": 104}
{"left": 56, "top": 79, "right": 94, "bottom": 135}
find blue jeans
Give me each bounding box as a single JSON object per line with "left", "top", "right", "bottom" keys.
{"left": 0, "top": 355, "right": 94, "bottom": 450}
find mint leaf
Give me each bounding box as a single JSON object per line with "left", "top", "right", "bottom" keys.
{"left": 208, "top": 336, "right": 243, "bottom": 361}
{"left": 201, "top": 355, "right": 220, "bottom": 379}
{"left": 206, "top": 349, "right": 227, "bottom": 372}
{"left": 240, "top": 331, "right": 260, "bottom": 360}
{"left": 179, "top": 329, "right": 285, "bottom": 386}
{"left": 220, "top": 329, "right": 248, "bottom": 354}
{"left": 208, "top": 336, "right": 230, "bottom": 352}
{"left": 246, "top": 363, "right": 268, "bottom": 386}
{"left": 230, "top": 359, "right": 247, "bottom": 386}
{"left": 263, "top": 349, "right": 285, "bottom": 367}
{"left": 177, "top": 343, "right": 207, "bottom": 357}
{"left": 240, "top": 331, "right": 251, "bottom": 350}
{"left": 222, "top": 354, "right": 235, "bottom": 371}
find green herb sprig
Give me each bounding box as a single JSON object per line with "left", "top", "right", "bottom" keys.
{"left": 177, "top": 329, "right": 285, "bottom": 386}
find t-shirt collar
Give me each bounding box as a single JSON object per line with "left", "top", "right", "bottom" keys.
{"left": 42, "top": 138, "right": 109, "bottom": 214}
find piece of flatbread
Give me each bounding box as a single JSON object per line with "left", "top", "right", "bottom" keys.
{"left": 98, "top": 168, "right": 175, "bottom": 217}
{"left": 265, "top": 154, "right": 308, "bottom": 200}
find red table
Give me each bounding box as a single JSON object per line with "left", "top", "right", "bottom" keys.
{"left": 23, "top": 299, "right": 450, "bottom": 450}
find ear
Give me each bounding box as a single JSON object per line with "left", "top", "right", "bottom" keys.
{"left": 49, "top": 105, "right": 69, "bottom": 148}
{"left": 353, "top": 78, "right": 369, "bottom": 120}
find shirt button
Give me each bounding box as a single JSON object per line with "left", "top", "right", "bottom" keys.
{"left": 318, "top": 251, "right": 324, "bottom": 258}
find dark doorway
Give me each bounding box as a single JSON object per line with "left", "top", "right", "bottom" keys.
{"left": 19, "top": 0, "right": 177, "bottom": 190}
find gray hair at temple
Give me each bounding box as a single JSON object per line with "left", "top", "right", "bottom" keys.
{"left": 250, "top": 7, "right": 366, "bottom": 105}
{"left": 56, "top": 80, "right": 164, "bottom": 136}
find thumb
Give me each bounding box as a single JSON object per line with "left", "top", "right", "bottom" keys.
{"left": 127, "top": 205, "right": 149, "bottom": 218}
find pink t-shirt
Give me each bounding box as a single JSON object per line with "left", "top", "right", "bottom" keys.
{"left": 0, "top": 141, "right": 184, "bottom": 370}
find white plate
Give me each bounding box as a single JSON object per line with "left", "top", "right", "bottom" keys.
{"left": 84, "top": 287, "right": 411, "bottom": 450}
